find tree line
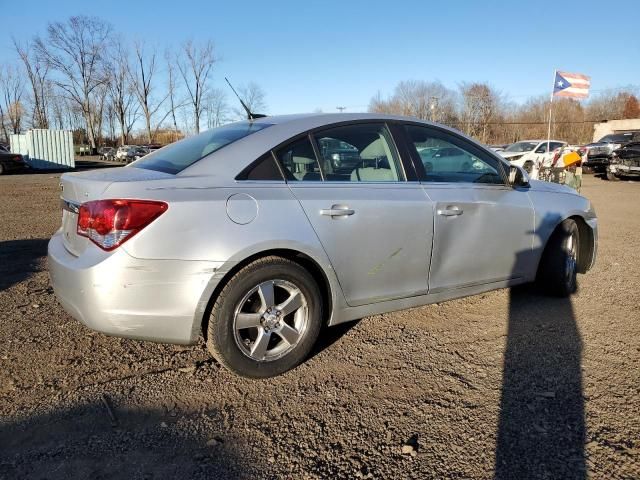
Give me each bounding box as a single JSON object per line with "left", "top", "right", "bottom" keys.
{"left": 370, "top": 80, "right": 640, "bottom": 145}
{"left": 0, "top": 15, "right": 266, "bottom": 152}
{"left": 2, "top": 16, "right": 639, "bottom": 150}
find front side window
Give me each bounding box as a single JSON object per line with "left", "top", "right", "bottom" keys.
{"left": 313, "top": 123, "right": 403, "bottom": 182}
{"left": 132, "top": 121, "right": 272, "bottom": 174}
{"left": 405, "top": 125, "right": 504, "bottom": 184}
{"left": 535, "top": 143, "right": 548, "bottom": 153}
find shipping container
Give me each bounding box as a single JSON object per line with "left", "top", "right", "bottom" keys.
{"left": 9, "top": 129, "right": 75, "bottom": 169}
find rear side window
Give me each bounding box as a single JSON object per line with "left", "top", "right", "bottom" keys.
{"left": 313, "top": 123, "right": 403, "bottom": 182}
{"left": 132, "top": 121, "right": 272, "bottom": 174}
{"left": 237, "top": 153, "right": 283, "bottom": 181}
{"left": 276, "top": 137, "right": 323, "bottom": 181}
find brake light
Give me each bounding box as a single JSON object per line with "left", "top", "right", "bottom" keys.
{"left": 77, "top": 199, "right": 168, "bottom": 251}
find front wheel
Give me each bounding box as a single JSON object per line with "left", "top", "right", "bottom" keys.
{"left": 536, "top": 219, "right": 579, "bottom": 297}
{"left": 206, "top": 256, "right": 322, "bottom": 378}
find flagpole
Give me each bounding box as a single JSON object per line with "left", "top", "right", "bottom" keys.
{"left": 547, "top": 69, "right": 556, "bottom": 154}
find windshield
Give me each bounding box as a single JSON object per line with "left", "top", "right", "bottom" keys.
{"left": 598, "top": 133, "right": 633, "bottom": 143}
{"left": 132, "top": 121, "right": 272, "bottom": 174}
{"left": 505, "top": 141, "right": 538, "bottom": 152}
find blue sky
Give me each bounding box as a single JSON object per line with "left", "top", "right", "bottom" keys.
{"left": 2, "top": 0, "right": 638, "bottom": 114}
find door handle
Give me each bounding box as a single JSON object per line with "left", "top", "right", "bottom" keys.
{"left": 320, "top": 205, "right": 355, "bottom": 217}
{"left": 437, "top": 206, "right": 463, "bottom": 216}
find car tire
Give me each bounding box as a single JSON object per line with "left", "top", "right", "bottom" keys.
{"left": 206, "top": 256, "right": 322, "bottom": 378}
{"left": 523, "top": 161, "right": 534, "bottom": 174}
{"left": 0, "top": 163, "right": 4, "bottom": 175}
{"left": 606, "top": 171, "right": 621, "bottom": 181}
{"left": 536, "top": 219, "right": 579, "bottom": 297}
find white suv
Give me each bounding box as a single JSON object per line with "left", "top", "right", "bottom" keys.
{"left": 500, "top": 140, "right": 567, "bottom": 173}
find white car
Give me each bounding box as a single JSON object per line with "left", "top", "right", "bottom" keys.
{"left": 500, "top": 140, "right": 567, "bottom": 173}
{"left": 115, "top": 146, "right": 134, "bottom": 161}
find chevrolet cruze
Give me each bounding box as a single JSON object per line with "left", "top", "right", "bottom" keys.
{"left": 48, "top": 114, "right": 597, "bottom": 378}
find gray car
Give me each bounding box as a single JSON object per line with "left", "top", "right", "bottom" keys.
{"left": 48, "top": 113, "right": 598, "bottom": 378}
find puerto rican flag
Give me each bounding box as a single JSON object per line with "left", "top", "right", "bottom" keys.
{"left": 553, "top": 71, "right": 591, "bottom": 99}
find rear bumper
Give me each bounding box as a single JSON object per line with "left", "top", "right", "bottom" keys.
{"left": 583, "top": 157, "right": 609, "bottom": 170}
{"left": 48, "top": 231, "right": 224, "bottom": 344}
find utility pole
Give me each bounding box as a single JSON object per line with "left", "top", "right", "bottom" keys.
{"left": 336, "top": 106, "right": 346, "bottom": 113}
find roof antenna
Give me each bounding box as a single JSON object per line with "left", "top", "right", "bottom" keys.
{"left": 225, "top": 77, "right": 266, "bottom": 120}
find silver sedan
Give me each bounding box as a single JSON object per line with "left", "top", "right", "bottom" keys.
{"left": 48, "top": 114, "right": 597, "bottom": 378}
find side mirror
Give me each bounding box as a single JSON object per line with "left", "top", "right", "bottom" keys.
{"left": 509, "top": 165, "right": 530, "bottom": 187}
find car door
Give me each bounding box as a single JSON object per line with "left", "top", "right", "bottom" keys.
{"left": 403, "top": 124, "right": 536, "bottom": 293}
{"left": 275, "top": 123, "right": 434, "bottom": 307}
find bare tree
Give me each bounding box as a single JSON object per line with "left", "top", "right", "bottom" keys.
{"left": 205, "top": 88, "right": 229, "bottom": 128}
{"left": 14, "top": 40, "right": 50, "bottom": 129}
{"left": 369, "top": 80, "right": 458, "bottom": 124}
{"left": 129, "top": 41, "right": 169, "bottom": 143}
{"left": 177, "top": 40, "right": 216, "bottom": 133}
{"left": 35, "top": 15, "right": 112, "bottom": 152}
{"left": 0, "top": 65, "right": 25, "bottom": 134}
{"left": 460, "top": 82, "right": 501, "bottom": 143}
{"left": 165, "top": 50, "right": 181, "bottom": 139}
{"left": 622, "top": 94, "right": 640, "bottom": 119}
{"left": 107, "top": 44, "right": 139, "bottom": 146}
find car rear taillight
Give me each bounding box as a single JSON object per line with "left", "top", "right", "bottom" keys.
{"left": 77, "top": 199, "right": 168, "bottom": 251}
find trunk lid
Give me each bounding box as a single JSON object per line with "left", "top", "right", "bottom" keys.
{"left": 59, "top": 167, "right": 174, "bottom": 256}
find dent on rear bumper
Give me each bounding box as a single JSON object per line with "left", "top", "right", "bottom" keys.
{"left": 48, "top": 231, "right": 223, "bottom": 344}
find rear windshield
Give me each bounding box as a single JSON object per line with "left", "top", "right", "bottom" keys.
{"left": 131, "top": 121, "right": 272, "bottom": 174}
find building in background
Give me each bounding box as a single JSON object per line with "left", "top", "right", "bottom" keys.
{"left": 593, "top": 119, "right": 640, "bottom": 142}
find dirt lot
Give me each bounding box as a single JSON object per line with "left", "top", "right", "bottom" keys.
{"left": 0, "top": 171, "right": 638, "bottom": 479}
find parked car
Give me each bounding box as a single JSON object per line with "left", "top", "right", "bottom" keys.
{"left": 607, "top": 141, "right": 640, "bottom": 181}
{"left": 0, "top": 149, "right": 26, "bottom": 175}
{"left": 582, "top": 132, "right": 640, "bottom": 173}
{"left": 500, "top": 140, "right": 567, "bottom": 173}
{"left": 48, "top": 113, "right": 598, "bottom": 378}
{"left": 131, "top": 146, "right": 149, "bottom": 162}
{"left": 98, "top": 147, "right": 116, "bottom": 161}
{"left": 489, "top": 144, "right": 509, "bottom": 153}
{"left": 116, "top": 146, "right": 150, "bottom": 163}
{"left": 115, "top": 146, "right": 133, "bottom": 162}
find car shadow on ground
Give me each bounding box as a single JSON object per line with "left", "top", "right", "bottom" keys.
{"left": 0, "top": 238, "right": 49, "bottom": 292}
{"left": 308, "top": 319, "right": 361, "bottom": 361}
{"left": 495, "top": 232, "right": 586, "bottom": 479}
{"left": 0, "top": 401, "right": 248, "bottom": 479}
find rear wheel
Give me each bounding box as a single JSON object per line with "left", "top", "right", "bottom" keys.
{"left": 0, "top": 163, "right": 4, "bottom": 175}
{"left": 206, "top": 256, "right": 322, "bottom": 378}
{"left": 606, "top": 170, "right": 621, "bottom": 181}
{"left": 536, "top": 219, "right": 579, "bottom": 297}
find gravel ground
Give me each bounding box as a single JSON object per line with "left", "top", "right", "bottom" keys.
{"left": 0, "top": 171, "right": 638, "bottom": 479}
